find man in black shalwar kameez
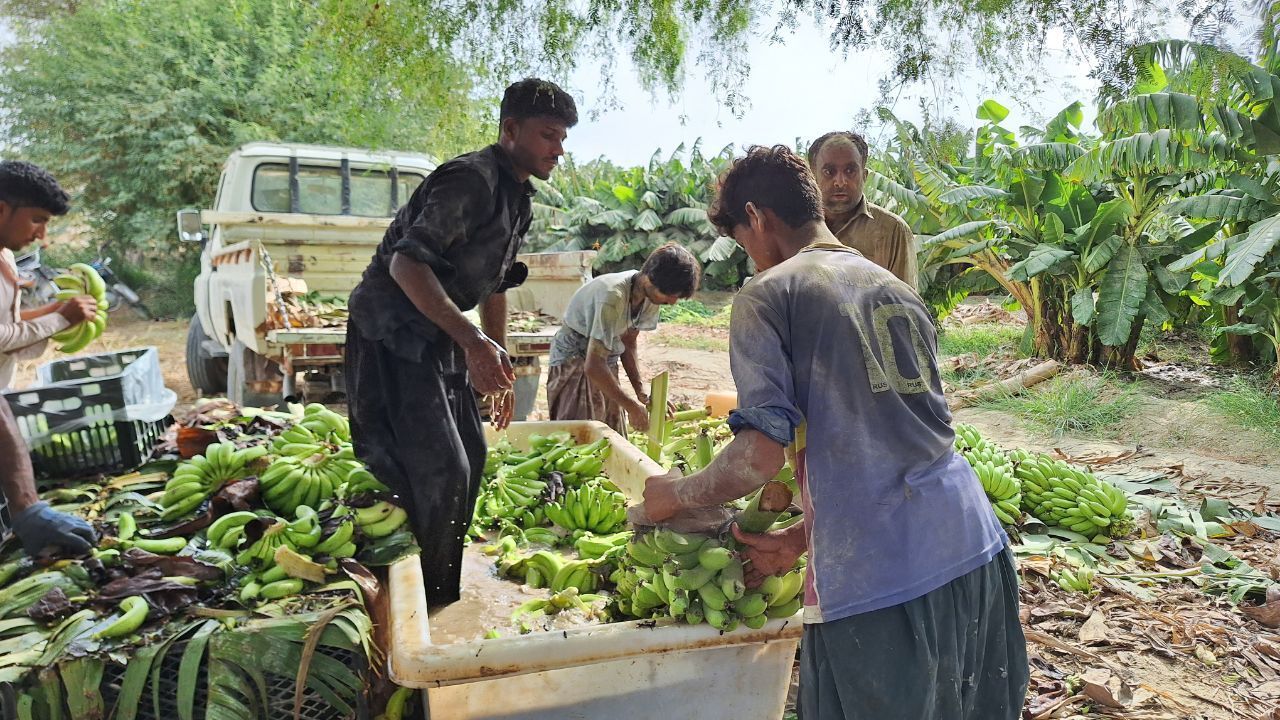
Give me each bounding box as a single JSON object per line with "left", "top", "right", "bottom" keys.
{"left": 346, "top": 79, "right": 578, "bottom": 605}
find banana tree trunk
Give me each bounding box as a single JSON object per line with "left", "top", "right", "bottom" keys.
{"left": 1101, "top": 317, "right": 1146, "bottom": 370}
{"left": 1223, "top": 303, "right": 1256, "bottom": 363}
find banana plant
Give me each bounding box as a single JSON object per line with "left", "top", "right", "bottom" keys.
{"left": 528, "top": 141, "right": 746, "bottom": 288}
{"left": 1108, "top": 41, "right": 1280, "bottom": 381}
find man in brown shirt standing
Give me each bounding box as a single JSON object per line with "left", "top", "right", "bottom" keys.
{"left": 807, "top": 131, "right": 918, "bottom": 289}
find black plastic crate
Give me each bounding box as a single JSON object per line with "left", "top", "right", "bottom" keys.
{"left": 4, "top": 347, "right": 174, "bottom": 479}
{"left": 95, "top": 642, "right": 367, "bottom": 720}
{"left": 36, "top": 347, "right": 156, "bottom": 385}
{"left": 2, "top": 385, "right": 171, "bottom": 479}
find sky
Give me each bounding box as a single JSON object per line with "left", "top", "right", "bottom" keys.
{"left": 0, "top": 7, "right": 1236, "bottom": 168}
{"left": 562, "top": 21, "right": 1104, "bottom": 166}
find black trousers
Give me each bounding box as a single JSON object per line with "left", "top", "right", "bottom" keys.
{"left": 799, "top": 547, "right": 1029, "bottom": 720}
{"left": 345, "top": 322, "right": 485, "bottom": 606}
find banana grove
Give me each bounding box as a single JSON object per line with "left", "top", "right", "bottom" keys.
{"left": 872, "top": 41, "right": 1280, "bottom": 379}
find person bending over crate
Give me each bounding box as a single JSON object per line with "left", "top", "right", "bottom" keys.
{"left": 0, "top": 160, "right": 98, "bottom": 556}
{"left": 635, "top": 146, "right": 1028, "bottom": 720}
{"left": 345, "top": 79, "right": 577, "bottom": 606}
{"left": 546, "top": 243, "right": 699, "bottom": 434}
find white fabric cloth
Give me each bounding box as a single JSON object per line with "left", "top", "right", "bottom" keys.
{"left": 0, "top": 248, "right": 69, "bottom": 390}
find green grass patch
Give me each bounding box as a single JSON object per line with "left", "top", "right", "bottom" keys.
{"left": 937, "top": 323, "right": 1024, "bottom": 359}
{"left": 980, "top": 373, "right": 1141, "bottom": 437}
{"left": 1206, "top": 380, "right": 1280, "bottom": 447}
{"left": 652, "top": 333, "right": 730, "bottom": 353}
{"left": 660, "top": 299, "right": 732, "bottom": 328}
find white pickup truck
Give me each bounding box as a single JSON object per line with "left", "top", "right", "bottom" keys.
{"left": 178, "top": 141, "right": 594, "bottom": 416}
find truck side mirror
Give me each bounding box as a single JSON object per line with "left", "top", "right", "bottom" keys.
{"left": 176, "top": 210, "right": 205, "bottom": 243}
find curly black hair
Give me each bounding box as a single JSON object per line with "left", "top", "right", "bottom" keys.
{"left": 640, "top": 243, "right": 701, "bottom": 298}
{"left": 708, "top": 145, "right": 823, "bottom": 236}
{"left": 806, "top": 131, "right": 870, "bottom": 169}
{"left": 500, "top": 78, "right": 578, "bottom": 127}
{"left": 0, "top": 160, "right": 70, "bottom": 215}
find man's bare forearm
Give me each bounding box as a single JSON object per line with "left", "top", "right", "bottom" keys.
{"left": 389, "top": 253, "right": 485, "bottom": 349}
{"left": 479, "top": 293, "right": 507, "bottom": 350}
{"left": 0, "top": 399, "right": 39, "bottom": 514}
{"left": 585, "top": 344, "right": 638, "bottom": 409}
{"left": 620, "top": 339, "right": 644, "bottom": 396}
{"left": 672, "top": 429, "right": 785, "bottom": 509}
{"left": 19, "top": 302, "right": 60, "bottom": 322}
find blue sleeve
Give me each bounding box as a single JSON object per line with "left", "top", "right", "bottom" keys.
{"left": 726, "top": 286, "right": 802, "bottom": 447}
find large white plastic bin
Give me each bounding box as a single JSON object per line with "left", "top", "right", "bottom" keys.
{"left": 387, "top": 421, "right": 802, "bottom": 720}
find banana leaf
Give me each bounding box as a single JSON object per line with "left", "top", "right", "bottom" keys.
{"left": 1007, "top": 244, "right": 1075, "bottom": 281}
{"left": 1072, "top": 288, "right": 1096, "bottom": 326}
{"left": 177, "top": 620, "right": 220, "bottom": 720}
{"left": 1220, "top": 214, "right": 1280, "bottom": 286}
{"left": 111, "top": 643, "right": 160, "bottom": 720}
{"left": 1096, "top": 244, "right": 1149, "bottom": 347}
{"left": 937, "top": 184, "right": 1011, "bottom": 205}
{"left": 1009, "top": 142, "right": 1085, "bottom": 171}
{"left": 59, "top": 656, "right": 105, "bottom": 718}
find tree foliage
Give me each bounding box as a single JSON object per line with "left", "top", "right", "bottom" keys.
{"left": 0, "top": 0, "right": 488, "bottom": 316}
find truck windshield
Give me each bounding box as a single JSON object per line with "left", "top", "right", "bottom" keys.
{"left": 252, "top": 162, "right": 424, "bottom": 217}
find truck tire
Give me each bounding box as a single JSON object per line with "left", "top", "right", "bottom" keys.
{"left": 186, "top": 314, "right": 227, "bottom": 395}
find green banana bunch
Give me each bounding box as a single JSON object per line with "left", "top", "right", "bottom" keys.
{"left": 259, "top": 446, "right": 355, "bottom": 517}
{"left": 283, "top": 403, "right": 352, "bottom": 445}
{"left": 953, "top": 422, "right": 984, "bottom": 452}
{"left": 352, "top": 500, "right": 408, "bottom": 539}
{"left": 492, "top": 471, "right": 548, "bottom": 511}
{"left": 1053, "top": 565, "right": 1096, "bottom": 594}
{"left": 511, "top": 587, "right": 605, "bottom": 625}
{"left": 573, "top": 531, "right": 632, "bottom": 560}
{"left": 50, "top": 263, "right": 108, "bottom": 354}
{"left": 313, "top": 507, "right": 357, "bottom": 558}
{"left": 1017, "top": 454, "right": 1133, "bottom": 540}
{"left": 160, "top": 442, "right": 268, "bottom": 520}
{"left": 629, "top": 414, "right": 732, "bottom": 472}
{"left": 548, "top": 558, "right": 599, "bottom": 594}
{"left": 236, "top": 518, "right": 295, "bottom": 568}
{"left": 544, "top": 484, "right": 627, "bottom": 534}
{"left": 206, "top": 511, "right": 259, "bottom": 550}
{"left": 341, "top": 467, "right": 390, "bottom": 497}
{"left": 238, "top": 566, "right": 307, "bottom": 604}
{"left": 521, "top": 549, "right": 567, "bottom": 589}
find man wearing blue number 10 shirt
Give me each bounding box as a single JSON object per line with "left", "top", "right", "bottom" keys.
{"left": 636, "top": 146, "right": 1028, "bottom": 720}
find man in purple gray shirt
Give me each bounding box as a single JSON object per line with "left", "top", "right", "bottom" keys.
{"left": 638, "top": 146, "right": 1027, "bottom": 719}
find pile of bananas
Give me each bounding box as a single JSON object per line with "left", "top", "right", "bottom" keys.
{"left": 160, "top": 442, "right": 268, "bottom": 520}
{"left": 1017, "top": 454, "right": 1133, "bottom": 541}
{"left": 628, "top": 409, "right": 732, "bottom": 472}
{"left": 573, "top": 531, "right": 632, "bottom": 560}
{"left": 50, "top": 263, "right": 108, "bottom": 354}
{"left": 260, "top": 407, "right": 362, "bottom": 516}
{"left": 544, "top": 485, "right": 628, "bottom": 535}
{"left": 1053, "top": 565, "right": 1096, "bottom": 594}
{"left": 955, "top": 423, "right": 1022, "bottom": 526}
{"left": 615, "top": 529, "right": 803, "bottom": 631}
{"left": 259, "top": 450, "right": 358, "bottom": 517}
{"left": 288, "top": 403, "right": 352, "bottom": 444}
{"left": 520, "top": 549, "right": 603, "bottom": 593}
{"left": 470, "top": 434, "right": 616, "bottom": 538}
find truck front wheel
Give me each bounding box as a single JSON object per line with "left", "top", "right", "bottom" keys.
{"left": 185, "top": 314, "right": 228, "bottom": 395}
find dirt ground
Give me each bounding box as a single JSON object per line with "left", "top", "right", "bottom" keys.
{"left": 17, "top": 310, "right": 1280, "bottom": 718}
